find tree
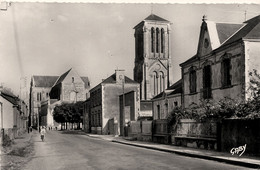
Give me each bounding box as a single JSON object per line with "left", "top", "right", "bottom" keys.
{"left": 52, "top": 101, "right": 84, "bottom": 130}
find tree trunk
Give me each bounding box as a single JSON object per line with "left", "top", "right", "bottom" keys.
{"left": 66, "top": 122, "right": 67, "bottom": 130}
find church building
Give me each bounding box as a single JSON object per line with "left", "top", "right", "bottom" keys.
{"left": 133, "top": 14, "right": 173, "bottom": 101}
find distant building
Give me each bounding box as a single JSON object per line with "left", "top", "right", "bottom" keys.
{"left": 30, "top": 68, "right": 90, "bottom": 128}
{"left": 89, "top": 70, "right": 140, "bottom": 135}
{"left": 180, "top": 15, "right": 260, "bottom": 108}
{"left": 152, "top": 80, "right": 182, "bottom": 120}
{"left": 30, "top": 75, "right": 58, "bottom": 128}
{"left": 133, "top": 14, "right": 173, "bottom": 100}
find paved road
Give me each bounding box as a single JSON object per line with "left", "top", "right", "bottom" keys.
{"left": 24, "top": 130, "right": 253, "bottom": 170}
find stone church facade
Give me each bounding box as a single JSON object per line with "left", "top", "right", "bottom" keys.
{"left": 133, "top": 14, "right": 173, "bottom": 100}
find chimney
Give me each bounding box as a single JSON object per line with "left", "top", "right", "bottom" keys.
{"left": 115, "top": 69, "right": 125, "bottom": 84}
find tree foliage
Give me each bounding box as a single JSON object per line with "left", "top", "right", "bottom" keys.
{"left": 53, "top": 101, "right": 83, "bottom": 128}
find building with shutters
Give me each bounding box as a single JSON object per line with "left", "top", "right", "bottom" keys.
{"left": 180, "top": 15, "right": 260, "bottom": 108}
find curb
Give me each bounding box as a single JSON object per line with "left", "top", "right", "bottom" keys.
{"left": 112, "top": 140, "right": 260, "bottom": 169}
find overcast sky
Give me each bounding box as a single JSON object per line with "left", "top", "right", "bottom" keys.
{"left": 1, "top": 2, "right": 260, "bottom": 95}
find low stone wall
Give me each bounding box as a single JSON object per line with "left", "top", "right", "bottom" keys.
{"left": 128, "top": 121, "right": 152, "bottom": 141}
{"left": 173, "top": 119, "right": 217, "bottom": 150}
{"left": 220, "top": 119, "right": 260, "bottom": 156}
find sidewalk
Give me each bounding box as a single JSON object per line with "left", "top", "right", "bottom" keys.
{"left": 86, "top": 134, "right": 260, "bottom": 169}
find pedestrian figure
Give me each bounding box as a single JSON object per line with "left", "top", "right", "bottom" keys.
{"left": 40, "top": 126, "right": 46, "bottom": 142}
{"left": 30, "top": 126, "right": 32, "bottom": 132}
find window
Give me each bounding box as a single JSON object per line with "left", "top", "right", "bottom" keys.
{"left": 153, "top": 72, "right": 158, "bottom": 96}
{"left": 157, "top": 105, "right": 160, "bottom": 119}
{"left": 174, "top": 102, "right": 178, "bottom": 107}
{"left": 165, "top": 103, "right": 168, "bottom": 116}
{"left": 156, "top": 28, "right": 159, "bottom": 53}
{"left": 189, "top": 68, "right": 197, "bottom": 93}
{"left": 46, "top": 93, "right": 49, "bottom": 98}
{"left": 159, "top": 72, "right": 165, "bottom": 93}
{"left": 72, "top": 77, "right": 74, "bottom": 83}
{"left": 161, "top": 28, "right": 164, "bottom": 53}
{"left": 203, "top": 65, "right": 212, "bottom": 99}
{"left": 222, "top": 58, "right": 231, "bottom": 87}
{"left": 37, "top": 92, "right": 42, "bottom": 101}
{"left": 151, "top": 27, "right": 155, "bottom": 53}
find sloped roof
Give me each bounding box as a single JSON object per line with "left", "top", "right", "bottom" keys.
{"left": 216, "top": 23, "right": 244, "bottom": 44}
{"left": 0, "top": 92, "right": 18, "bottom": 105}
{"left": 181, "top": 15, "right": 260, "bottom": 67}
{"left": 102, "top": 73, "right": 138, "bottom": 84}
{"left": 180, "top": 54, "right": 198, "bottom": 66}
{"left": 53, "top": 68, "right": 72, "bottom": 86}
{"left": 33, "top": 76, "right": 59, "bottom": 88}
{"left": 223, "top": 15, "right": 260, "bottom": 45}
{"left": 152, "top": 79, "right": 182, "bottom": 100}
{"left": 144, "top": 14, "right": 169, "bottom": 22}
{"left": 134, "top": 14, "right": 169, "bottom": 29}
{"left": 81, "top": 77, "right": 90, "bottom": 89}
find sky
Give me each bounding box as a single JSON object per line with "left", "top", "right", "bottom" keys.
{"left": 1, "top": 1, "right": 260, "bottom": 96}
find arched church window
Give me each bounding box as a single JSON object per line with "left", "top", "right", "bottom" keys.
{"left": 156, "top": 28, "right": 159, "bottom": 53}
{"left": 161, "top": 28, "right": 164, "bottom": 53}
{"left": 151, "top": 27, "right": 155, "bottom": 53}
{"left": 153, "top": 72, "right": 158, "bottom": 96}
{"left": 159, "top": 71, "right": 165, "bottom": 93}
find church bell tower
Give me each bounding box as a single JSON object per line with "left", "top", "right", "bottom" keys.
{"left": 133, "top": 14, "right": 172, "bottom": 100}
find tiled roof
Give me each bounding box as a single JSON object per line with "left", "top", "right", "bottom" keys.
{"left": 102, "top": 73, "right": 138, "bottom": 84}
{"left": 33, "top": 76, "right": 59, "bottom": 88}
{"left": 216, "top": 23, "right": 244, "bottom": 44}
{"left": 223, "top": 15, "right": 260, "bottom": 45}
{"left": 144, "top": 14, "right": 169, "bottom": 22}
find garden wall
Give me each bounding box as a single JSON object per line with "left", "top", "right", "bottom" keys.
{"left": 220, "top": 119, "right": 260, "bottom": 156}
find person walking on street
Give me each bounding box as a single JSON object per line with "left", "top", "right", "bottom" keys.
{"left": 40, "top": 126, "right": 46, "bottom": 142}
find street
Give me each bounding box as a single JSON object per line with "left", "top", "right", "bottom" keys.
{"left": 23, "top": 131, "right": 252, "bottom": 170}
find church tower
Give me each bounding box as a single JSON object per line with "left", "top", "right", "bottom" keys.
{"left": 133, "top": 14, "right": 172, "bottom": 100}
